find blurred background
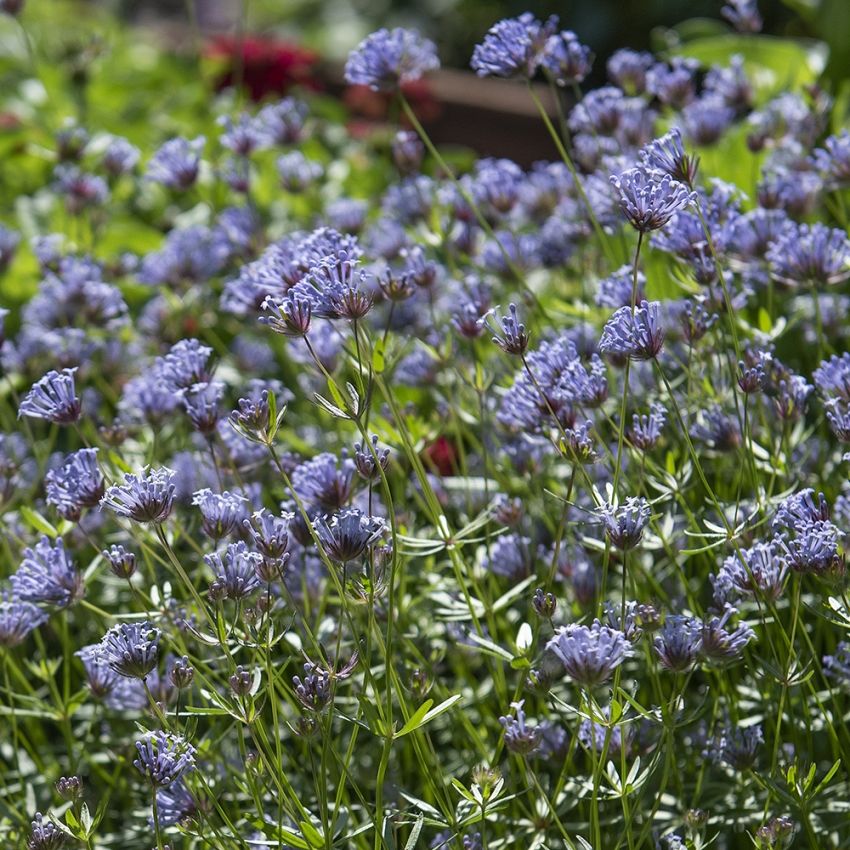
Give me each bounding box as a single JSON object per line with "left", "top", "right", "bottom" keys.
{"left": 118, "top": 0, "right": 846, "bottom": 83}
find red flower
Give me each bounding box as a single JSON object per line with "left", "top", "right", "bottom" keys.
{"left": 206, "top": 36, "right": 320, "bottom": 101}
{"left": 423, "top": 435, "right": 458, "bottom": 476}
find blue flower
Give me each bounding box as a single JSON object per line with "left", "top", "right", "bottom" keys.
{"left": 45, "top": 448, "right": 104, "bottom": 521}
{"left": 499, "top": 700, "right": 541, "bottom": 755}
{"left": 0, "top": 596, "right": 48, "bottom": 647}
{"left": 482, "top": 533, "right": 532, "bottom": 581}
{"left": 152, "top": 779, "right": 197, "bottom": 827}
{"left": 700, "top": 608, "right": 754, "bottom": 664}
{"left": 712, "top": 541, "right": 789, "bottom": 605}
{"left": 100, "top": 467, "right": 176, "bottom": 524}
{"left": 541, "top": 30, "right": 593, "bottom": 86}
{"left": 100, "top": 621, "right": 160, "bottom": 679}
{"left": 599, "top": 300, "right": 665, "bottom": 361}
{"left": 640, "top": 128, "right": 698, "bottom": 186}
{"left": 204, "top": 542, "right": 263, "bottom": 599}
{"left": 11, "top": 536, "right": 81, "bottom": 609}
{"left": 824, "top": 642, "right": 850, "bottom": 685}
{"left": 102, "top": 136, "right": 140, "bottom": 176}
{"left": 653, "top": 615, "right": 703, "bottom": 672}
{"left": 18, "top": 368, "right": 81, "bottom": 424}
{"left": 155, "top": 339, "right": 215, "bottom": 393}
{"left": 313, "top": 508, "right": 385, "bottom": 564}
{"left": 609, "top": 168, "right": 696, "bottom": 233}
{"left": 646, "top": 57, "right": 699, "bottom": 108}
{"left": 766, "top": 222, "right": 850, "bottom": 286}
{"left": 628, "top": 403, "right": 667, "bottom": 451}
{"left": 606, "top": 49, "right": 654, "bottom": 95}
{"left": 597, "top": 497, "right": 651, "bottom": 549}
{"left": 257, "top": 97, "right": 308, "bottom": 146}
{"left": 192, "top": 489, "right": 248, "bottom": 540}
{"left": 812, "top": 130, "right": 850, "bottom": 188}
{"left": 344, "top": 28, "right": 439, "bottom": 92}
{"left": 292, "top": 453, "right": 355, "bottom": 511}
{"left": 134, "top": 731, "right": 195, "bottom": 787}
{"left": 27, "top": 813, "right": 66, "bottom": 850}
{"left": 721, "top": 0, "right": 762, "bottom": 33}
{"left": 546, "top": 621, "right": 632, "bottom": 686}
{"left": 146, "top": 136, "right": 205, "bottom": 190}
{"left": 471, "top": 13, "right": 556, "bottom": 79}
{"left": 179, "top": 381, "right": 225, "bottom": 435}
{"left": 595, "top": 265, "right": 646, "bottom": 308}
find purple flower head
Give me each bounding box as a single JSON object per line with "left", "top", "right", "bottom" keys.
{"left": 712, "top": 541, "right": 789, "bottom": 605}
{"left": 610, "top": 168, "right": 696, "bottom": 233}
{"left": 155, "top": 339, "right": 215, "bottom": 393}
{"left": 825, "top": 398, "right": 850, "bottom": 442}
{"left": 75, "top": 644, "right": 119, "bottom": 697}
{"left": 547, "top": 622, "right": 632, "bottom": 687}
{"left": 471, "top": 13, "right": 557, "bottom": 79}
{"left": 293, "top": 667, "right": 332, "bottom": 712}
{"left": 704, "top": 55, "right": 753, "bottom": 110}
{"left": 103, "top": 544, "right": 137, "bottom": 579}
{"left": 772, "top": 374, "right": 813, "bottom": 422}
{"left": 683, "top": 96, "right": 736, "bottom": 146}
{"left": 344, "top": 28, "right": 439, "bottom": 92}
{"left": 766, "top": 222, "right": 850, "bottom": 286}
{"left": 541, "top": 30, "right": 593, "bottom": 86}
{"left": 146, "top": 136, "right": 205, "bottom": 190}
{"left": 293, "top": 452, "right": 356, "bottom": 511}
{"left": 45, "top": 448, "right": 104, "bottom": 521}
{"left": 100, "top": 621, "right": 160, "bottom": 679}
{"left": 813, "top": 130, "right": 850, "bottom": 188}
{"left": 814, "top": 353, "right": 850, "bottom": 401}
{"left": 204, "top": 541, "right": 263, "bottom": 600}
{"left": 482, "top": 533, "right": 532, "bottom": 581}
{"left": 313, "top": 508, "right": 386, "bottom": 564}
{"left": 704, "top": 722, "right": 763, "bottom": 770}
{"left": 353, "top": 435, "right": 390, "bottom": 481}
{"left": 640, "top": 128, "right": 699, "bottom": 186}
{"left": 722, "top": 0, "right": 762, "bottom": 33}
{"left": 391, "top": 130, "right": 425, "bottom": 174}
{"left": 773, "top": 489, "right": 830, "bottom": 532}
{"left": 598, "top": 497, "right": 651, "bottom": 549}
{"left": 578, "top": 707, "right": 630, "bottom": 756}
{"left": 628, "top": 402, "right": 667, "bottom": 451}
{"left": 11, "top": 536, "right": 81, "bottom": 609}
{"left": 653, "top": 615, "right": 703, "bottom": 672}
{"left": 152, "top": 779, "right": 197, "bottom": 828}
{"left": 486, "top": 303, "right": 530, "bottom": 355}
{"left": 139, "top": 225, "right": 231, "bottom": 287}
{"left": 178, "top": 381, "right": 224, "bottom": 435}
{"left": 100, "top": 467, "right": 176, "bottom": 524}
{"left": 499, "top": 700, "right": 542, "bottom": 755}
{"left": 0, "top": 223, "right": 20, "bottom": 272}
{"left": 599, "top": 300, "right": 664, "bottom": 361}
{"left": 277, "top": 151, "right": 323, "bottom": 193}
{"left": 595, "top": 265, "right": 646, "bottom": 308}
{"left": 257, "top": 97, "right": 308, "bottom": 146}
{"left": 0, "top": 596, "right": 48, "bottom": 647}
{"left": 218, "top": 113, "right": 269, "bottom": 156}
{"left": 700, "top": 608, "right": 755, "bottom": 664}
{"left": 27, "top": 813, "right": 65, "bottom": 850}
{"left": 244, "top": 509, "right": 291, "bottom": 560}
{"left": 824, "top": 642, "right": 850, "bottom": 685}
{"left": 192, "top": 488, "right": 248, "bottom": 540}
{"left": 691, "top": 405, "right": 741, "bottom": 452}
{"left": 680, "top": 299, "right": 718, "bottom": 344}
{"left": 261, "top": 290, "right": 313, "bottom": 337}
{"left": 646, "top": 57, "right": 700, "bottom": 108}
{"left": 102, "top": 136, "right": 140, "bottom": 177}
{"left": 134, "top": 731, "right": 195, "bottom": 787}
{"left": 18, "top": 368, "right": 81, "bottom": 424}
{"left": 779, "top": 521, "right": 842, "bottom": 576}
{"left": 607, "top": 49, "right": 654, "bottom": 95}
{"left": 54, "top": 166, "right": 109, "bottom": 214}
{"left": 292, "top": 250, "right": 372, "bottom": 320}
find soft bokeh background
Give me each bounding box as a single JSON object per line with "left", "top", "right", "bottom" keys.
{"left": 112, "top": 0, "right": 848, "bottom": 82}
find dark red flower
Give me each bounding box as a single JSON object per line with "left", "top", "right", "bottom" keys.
{"left": 206, "top": 36, "right": 320, "bottom": 101}
{"left": 423, "top": 435, "right": 458, "bottom": 476}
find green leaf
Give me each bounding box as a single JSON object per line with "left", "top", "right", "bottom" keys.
{"left": 299, "top": 820, "right": 324, "bottom": 848}
{"left": 372, "top": 338, "right": 385, "bottom": 374}
{"left": 19, "top": 505, "right": 59, "bottom": 538}
{"left": 395, "top": 699, "right": 433, "bottom": 738}
{"left": 758, "top": 307, "right": 773, "bottom": 334}
{"left": 403, "top": 814, "right": 425, "bottom": 850}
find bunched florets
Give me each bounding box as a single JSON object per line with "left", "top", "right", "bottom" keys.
{"left": 344, "top": 28, "right": 439, "bottom": 92}
{"left": 134, "top": 731, "right": 196, "bottom": 787}
{"left": 100, "top": 467, "right": 176, "bottom": 523}
{"left": 546, "top": 621, "right": 632, "bottom": 687}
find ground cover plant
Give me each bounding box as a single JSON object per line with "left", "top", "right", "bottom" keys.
{"left": 1, "top": 1, "right": 850, "bottom": 848}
